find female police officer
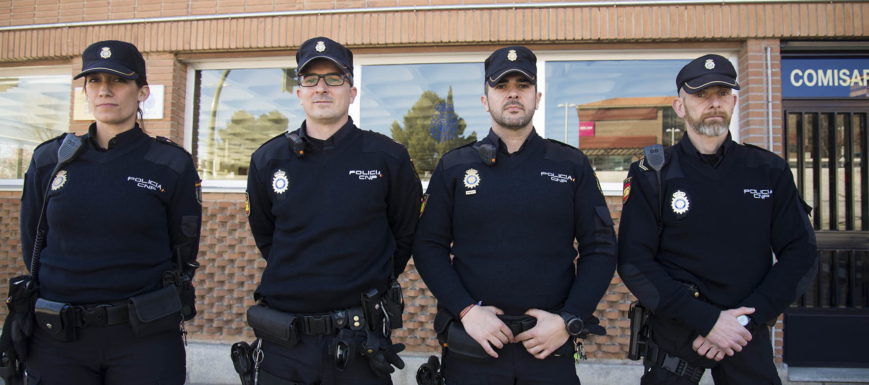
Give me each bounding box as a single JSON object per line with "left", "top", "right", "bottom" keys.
{"left": 19, "top": 40, "right": 201, "bottom": 384}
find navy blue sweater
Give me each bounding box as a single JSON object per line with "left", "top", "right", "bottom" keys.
{"left": 21, "top": 124, "right": 202, "bottom": 304}
{"left": 618, "top": 133, "right": 818, "bottom": 335}
{"left": 247, "top": 118, "right": 422, "bottom": 313}
{"left": 413, "top": 129, "right": 617, "bottom": 320}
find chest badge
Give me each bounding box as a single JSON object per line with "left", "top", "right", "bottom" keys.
{"left": 51, "top": 170, "right": 68, "bottom": 191}
{"left": 463, "top": 168, "right": 480, "bottom": 195}
{"left": 272, "top": 170, "right": 289, "bottom": 194}
{"left": 671, "top": 190, "right": 690, "bottom": 214}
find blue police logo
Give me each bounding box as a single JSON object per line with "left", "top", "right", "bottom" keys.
{"left": 463, "top": 168, "right": 480, "bottom": 189}
{"left": 272, "top": 170, "right": 289, "bottom": 194}
{"left": 430, "top": 102, "right": 458, "bottom": 143}
{"left": 671, "top": 190, "right": 690, "bottom": 214}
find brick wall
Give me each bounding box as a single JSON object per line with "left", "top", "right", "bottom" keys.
{"left": 1, "top": 2, "right": 868, "bottom": 61}
{"left": 738, "top": 38, "right": 783, "bottom": 154}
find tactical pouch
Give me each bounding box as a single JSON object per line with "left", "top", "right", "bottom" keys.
{"left": 433, "top": 308, "right": 490, "bottom": 363}
{"left": 34, "top": 298, "right": 76, "bottom": 342}
{"left": 383, "top": 279, "right": 404, "bottom": 330}
{"left": 127, "top": 285, "right": 182, "bottom": 337}
{"left": 247, "top": 304, "right": 299, "bottom": 348}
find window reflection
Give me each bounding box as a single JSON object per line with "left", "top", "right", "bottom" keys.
{"left": 545, "top": 60, "right": 689, "bottom": 183}
{"left": 361, "top": 63, "right": 489, "bottom": 181}
{"left": 192, "top": 68, "right": 303, "bottom": 180}
{"left": 0, "top": 75, "right": 71, "bottom": 178}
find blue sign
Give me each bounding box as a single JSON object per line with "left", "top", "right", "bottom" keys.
{"left": 782, "top": 58, "right": 869, "bottom": 98}
{"left": 430, "top": 102, "right": 458, "bottom": 142}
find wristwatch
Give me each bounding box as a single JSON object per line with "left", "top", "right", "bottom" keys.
{"left": 560, "top": 312, "right": 585, "bottom": 337}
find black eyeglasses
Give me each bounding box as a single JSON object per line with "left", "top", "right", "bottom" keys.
{"left": 298, "top": 73, "right": 350, "bottom": 87}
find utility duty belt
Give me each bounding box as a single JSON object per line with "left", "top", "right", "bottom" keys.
{"left": 33, "top": 284, "right": 183, "bottom": 343}
{"left": 246, "top": 303, "right": 380, "bottom": 348}
{"left": 433, "top": 307, "right": 576, "bottom": 363}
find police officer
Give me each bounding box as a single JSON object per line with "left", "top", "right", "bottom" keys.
{"left": 19, "top": 40, "right": 201, "bottom": 384}
{"left": 412, "top": 46, "right": 617, "bottom": 384}
{"left": 618, "top": 54, "right": 818, "bottom": 384}
{"left": 244, "top": 37, "right": 421, "bottom": 384}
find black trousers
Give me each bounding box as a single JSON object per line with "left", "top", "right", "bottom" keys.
{"left": 641, "top": 314, "right": 781, "bottom": 385}
{"left": 442, "top": 342, "right": 580, "bottom": 385}
{"left": 258, "top": 333, "right": 392, "bottom": 385}
{"left": 25, "top": 323, "right": 186, "bottom": 385}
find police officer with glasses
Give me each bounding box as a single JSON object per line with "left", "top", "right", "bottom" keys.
{"left": 240, "top": 36, "right": 421, "bottom": 384}
{"left": 16, "top": 40, "right": 201, "bottom": 384}
{"left": 618, "top": 54, "right": 818, "bottom": 384}
{"left": 413, "top": 46, "right": 617, "bottom": 384}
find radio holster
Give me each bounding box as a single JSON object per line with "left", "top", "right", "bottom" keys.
{"left": 34, "top": 298, "right": 76, "bottom": 342}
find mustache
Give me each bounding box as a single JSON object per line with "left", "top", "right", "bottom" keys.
{"left": 702, "top": 110, "right": 729, "bottom": 119}
{"left": 502, "top": 100, "right": 525, "bottom": 110}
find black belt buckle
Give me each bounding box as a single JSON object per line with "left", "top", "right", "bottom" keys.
{"left": 304, "top": 314, "right": 333, "bottom": 335}
{"left": 79, "top": 305, "right": 110, "bottom": 327}
{"left": 661, "top": 354, "right": 687, "bottom": 377}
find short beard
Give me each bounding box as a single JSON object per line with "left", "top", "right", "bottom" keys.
{"left": 685, "top": 108, "right": 731, "bottom": 137}
{"left": 491, "top": 101, "right": 535, "bottom": 131}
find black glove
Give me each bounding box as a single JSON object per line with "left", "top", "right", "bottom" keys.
{"left": 359, "top": 331, "right": 405, "bottom": 378}
{"left": 581, "top": 315, "right": 606, "bottom": 338}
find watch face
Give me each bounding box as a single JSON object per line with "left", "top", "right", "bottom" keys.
{"left": 567, "top": 318, "right": 584, "bottom": 335}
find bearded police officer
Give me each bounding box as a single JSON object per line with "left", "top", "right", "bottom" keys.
{"left": 242, "top": 37, "right": 421, "bottom": 384}
{"left": 618, "top": 54, "right": 818, "bottom": 384}
{"left": 413, "top": 46, "right": 617, "bottom": 384}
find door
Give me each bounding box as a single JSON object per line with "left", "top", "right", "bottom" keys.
{"left": 782, "top": 102, "right": 869, "bottom": 368}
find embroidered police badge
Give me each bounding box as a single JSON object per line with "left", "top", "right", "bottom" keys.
{"left": 272, "top": 170, "right": 289, "bottom": 194}
{"left": 507, "top": 49, "right": 518, "bottom": 62}
{"left": 622, "top": 177, "right": 631, "bottom": 204}
{"left": 704, "top": 59, "right": 715, "bottom": 70}
{"left": 315, "top": 41, "right": 326, "bottom": 52}
{"left": 51, "top": 170, "right": 68, "bottom": 191}
{"left": 195, "top": 181, "right": 202, "bottom": 205}
{"left": 419, "top": 193, "right": 429, "bottom": 218}
{"left": 463, "top": 169, "right": 480, "bottom": 189}
{"left": 245, "top": 192, "right": 250, "bottom": 217}
{"left": 671, "top": 190, "right": 690, "bottom": 214}
{"left": 100, "top": 47, "right": 112, "bottom": 59}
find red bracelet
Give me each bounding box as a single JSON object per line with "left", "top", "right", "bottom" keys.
{"left": 459, "top": 301, "right": 483, "bottom": 319}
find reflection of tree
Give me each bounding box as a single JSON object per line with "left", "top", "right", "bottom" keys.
{"left": 390, "top": 87, "right": 476, "bottom": 176}
{"left": 208, "top": 109, "right": 288, "bottom": 178}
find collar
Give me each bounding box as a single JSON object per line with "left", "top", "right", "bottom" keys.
{"left": 677, "top": 130, "right": 734, "bottom": 166}
{"left": 298, "top": 116, "right": 355, "bottom": 147}
{"left": 87, "top": 123, "right": 144, "bottom": 151}
{"left": 485, "top": 128, "right": 538, "bottom": 155}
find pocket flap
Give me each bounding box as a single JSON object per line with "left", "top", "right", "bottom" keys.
{"left": 446, "top": 323, "right": 490, "bottom": 362}
{"left": 594, "top": 205, "right": 615, "bottom": 227}
{"left": 128, "top": 285, "right": 182, "bottom": 323}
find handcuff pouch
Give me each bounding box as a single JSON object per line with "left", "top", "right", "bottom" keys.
{"left": 34, "top": 298, "right": 76, "bottom": 342}
{"left": 128, "top": 285, "right": 182, "bottom": 337}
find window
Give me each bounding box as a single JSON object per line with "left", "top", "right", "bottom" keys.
{"left": 544, "top": 59, "right": 689, "bottom": 183}
{"left": 360, "top": 62, "right": 488, "bottom": 181}
{"left": 0, "top": 69, "right": 71, "bottom": 179}
{"left": 190, "top": 67, "right": 303, "bottom": 180}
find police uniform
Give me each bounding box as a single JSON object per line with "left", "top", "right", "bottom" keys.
{"left": 20, "top": 42, "right": 201, "bottom": 385}
{"left": 617, "top": 55, "right": 818, "bottom": 384}
{"left": 412, "top": 47, "right": 618, "bottom": 384}
{"left": 245, "top": 37, "right": 422, "bottom": 384}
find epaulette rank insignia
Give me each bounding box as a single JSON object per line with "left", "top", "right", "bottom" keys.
{"left": 638, "top": 158, "right": 649, "bottom": 172}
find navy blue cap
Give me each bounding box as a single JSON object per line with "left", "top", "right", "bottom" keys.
{"left": 295, "top": 37, "right": 353, "bottom": 76}
{"left": 74, "top": 40, "right": 146, "bottom": 80}
{"left": 484, "top": 46, "right": 537, "bottom": 87}
{"left": 676, "top": 54, "right": 740, "bottom": 94}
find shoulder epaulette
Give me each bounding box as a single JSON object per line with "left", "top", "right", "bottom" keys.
{"left": 545, "top": 138, "right": 579, "bottom": 150}
{"left": 441, "top": 141, "right": 481, "bottom": 170}
{"left": 256, "top": 132, "right": 288, "bottom": 151}
{"left": 156, "top": 136, "right": 192, "bottom": 157}
{"left": 33, "top": 133, "right": 67, "bottom": 152}
{"left": 366, "top": 130, "right": 408, "bottom": 149}
{"left": 742, "top": 142, "right": 773, "bottom": 154}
